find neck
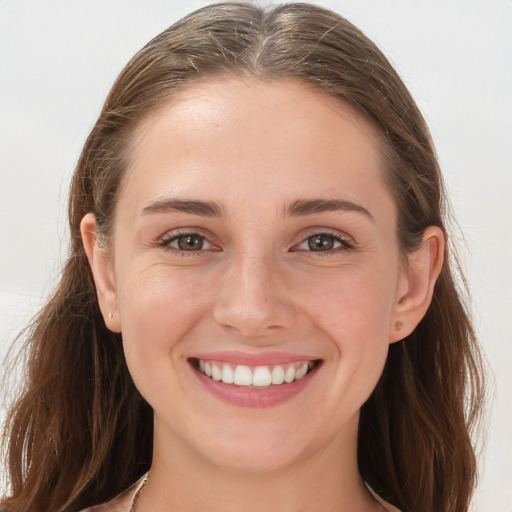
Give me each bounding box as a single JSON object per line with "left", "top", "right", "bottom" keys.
{"left": 138, "top": 416, "right": 382, "bottom": 512}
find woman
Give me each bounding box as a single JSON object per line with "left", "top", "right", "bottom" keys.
{"left": 1, "top": 3, "right": 485, "bottom": 511}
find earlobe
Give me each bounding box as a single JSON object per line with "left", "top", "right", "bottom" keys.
{"left": 80, "top": 213, "right": 121, "bottom": 333}
{"left": 389, "top": 226, "right": 445, "bottom": 343}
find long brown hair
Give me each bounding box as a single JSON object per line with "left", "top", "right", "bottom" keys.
{"left": 1, "top": 3, "right": 485, "bottom": 511}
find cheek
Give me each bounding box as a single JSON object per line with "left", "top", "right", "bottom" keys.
{"left": 116, "top": 266, "right": 211, "bottom": 383}
{"left": 296, "top": 267, "right": 396, "bottom": 395}
{"left": 297, "top": 264, "right": 397, "bottom": 337}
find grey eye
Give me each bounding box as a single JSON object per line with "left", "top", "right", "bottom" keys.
{"left": 306, "top": 234, "right": 338, "bottom": 251}
{"left": 177, "top": 235, "right": 204, "bottom": 250}
{"left": 168, "top": 234, "right": 211, "bottom": 251}
{"left": 295, "top": 233, "right": 352, "bottom": 254}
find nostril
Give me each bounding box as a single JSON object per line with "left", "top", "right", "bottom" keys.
{"left": 212, "top": 302, "right": 292, "bottom": 338}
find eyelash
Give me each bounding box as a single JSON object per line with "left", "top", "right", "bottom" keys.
{"left": 294, "top": 232, "right": 354, "bottom": 256}
{"left": 157, "top": 231, "right": 354, "bottom": 256}
{"left": 157, "top": 231, "right": 214, "bottom": 256}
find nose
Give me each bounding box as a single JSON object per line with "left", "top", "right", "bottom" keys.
{"left": 213, "top": 251, "right": 295, "bottom": 338}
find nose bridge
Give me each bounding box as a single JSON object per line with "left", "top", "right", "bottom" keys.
{"left": 213, "top": 243, "right": 293, "bottom": 336}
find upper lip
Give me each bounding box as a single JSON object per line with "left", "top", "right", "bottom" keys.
{"left": 191, "top": 351, "right": 319, "bottom": 366}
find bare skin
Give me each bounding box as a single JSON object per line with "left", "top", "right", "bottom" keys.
{"left": 81, "top": 78, "right": 442, "bottom": 512}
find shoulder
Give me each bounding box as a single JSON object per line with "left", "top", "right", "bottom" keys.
{"left": 78, "top": 479, "right": 139, "bottom": 512}
{"left": 379, "top": 500, "right": 402, "bottom": 512}
{"left": 366, "top": 485, "right": 402, "bottom": 512}
{"left": 78, "top": 490, "right": 130, "bottom": 512}
{"left": 373, "top": 495, "right": 402, "bottom": 512}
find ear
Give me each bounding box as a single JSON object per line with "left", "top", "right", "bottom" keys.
{"left": 389, "top": 226, "right": 444, "bottom": 343}
{"left": 80, "top": 213, "right": 121, "bottom": 333}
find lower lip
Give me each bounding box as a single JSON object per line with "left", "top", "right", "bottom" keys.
{"left": 189, "top": 360, "right": 320, "bottom": 408}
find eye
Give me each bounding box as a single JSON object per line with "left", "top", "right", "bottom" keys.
{"left": 296, "top": 232, "right": 353, "bottom": 253}
{"left": 161, "top": 233, "right": 214, "bottom": 252}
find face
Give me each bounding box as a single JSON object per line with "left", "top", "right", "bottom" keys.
{"left": 90, "top": 78, "right": 418, "bottom": 473}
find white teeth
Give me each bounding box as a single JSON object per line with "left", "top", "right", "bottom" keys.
{"left": 211, "top": 363, "right": 222, "bottom": 381}
{"left": 271, "top": 365, "right": 285, "bottom": 385}
{"left": 295, "top": 363, "right": 308, "bottom": 380}
{"left": 252, "top": 366, "right": 272, "bottom": 387}
{"left": 196, "top": 359, "right": 316, "bottom": 387}
{"left": 284, "top": 366, "right": 296, "bottom": 383}
{"left": 233, "top": 365, "right": 253, "bottom": 386}
{"left": 221, "top": 364, "right": 234, "bottom": 384}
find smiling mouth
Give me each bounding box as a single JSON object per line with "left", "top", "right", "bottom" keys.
{"left": 190, "top": 358, "right": 321, "bottom": 388}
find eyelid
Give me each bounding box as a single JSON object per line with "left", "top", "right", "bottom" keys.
{"left": 292, "top": 229, "right": 355, "bottom": 254}
{"left": 168, "top": 234, "right": 213, "bottom": 250}
{"left": 155, "top": 227, "right": 354, "bottom": 255}
{"left": 157, "top": 228, "right": 220, "bottom": 253}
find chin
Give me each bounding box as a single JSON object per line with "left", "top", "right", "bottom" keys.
{"left": 198, "top": 435, "right": 315, "bottom": 474}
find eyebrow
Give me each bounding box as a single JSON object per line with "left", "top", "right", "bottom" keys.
{"left": 141, "top": 198, "right": 224, "bottom": 217}
{"left": 285, "top": 198, "right": 373, "bottom": 220}
{"left": 140, "top": 197, "right": 373, "bottom": 220}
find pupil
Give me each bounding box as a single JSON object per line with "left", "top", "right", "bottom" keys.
{"left": 178, "top": 235, "right": 203, "bottom": 251}
{"left": 309, "top": 235, "right": 334, "bottom": 251}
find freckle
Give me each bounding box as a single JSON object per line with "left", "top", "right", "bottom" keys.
{"left": 395, "top": 321, "right": 403, "bottom": 331}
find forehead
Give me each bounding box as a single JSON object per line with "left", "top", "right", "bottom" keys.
{"left": 120, "top": 77, "right": 391, "bottom": 219}
{"left": 130, "top": 77, "right": 381, "bottom": 156}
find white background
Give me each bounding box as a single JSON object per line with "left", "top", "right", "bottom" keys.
{"left": 0, "top": 1, "right": 510, "bottom": 510}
